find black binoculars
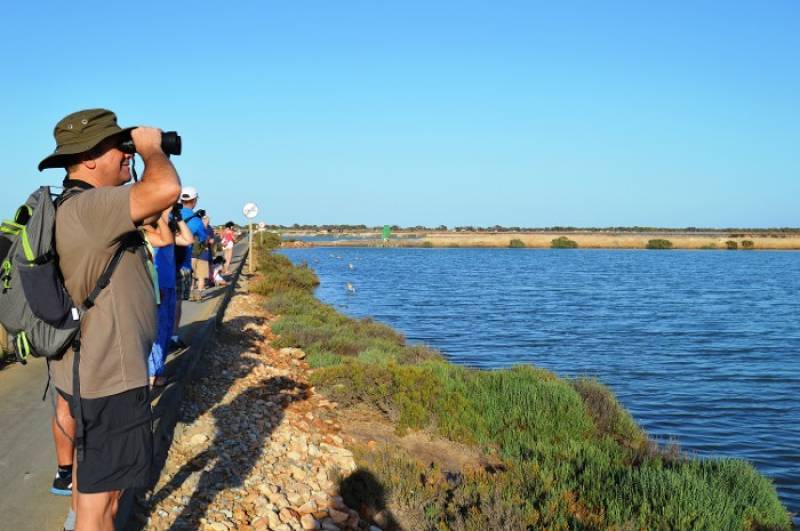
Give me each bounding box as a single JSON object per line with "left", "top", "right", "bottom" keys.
{"left": 119, "top": 131, "right": 182, "bottom": 156}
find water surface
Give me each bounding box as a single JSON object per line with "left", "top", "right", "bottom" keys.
{"left": 282, "top": 247, "right": 800, "bottom": 518}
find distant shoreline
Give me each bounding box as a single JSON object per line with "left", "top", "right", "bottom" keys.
{"left": 280, "top": 231, "right": 800, "bottom": 250}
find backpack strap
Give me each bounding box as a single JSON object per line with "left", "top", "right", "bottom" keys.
{"left": 72, "top": 232, "right": 144, "bottom": 462}
{"left": 81, "top": 235, "right": 138, "bottom": 310}
{"left": 55, "top": 179, "right": 94, "bottom": 208}
{"left": 72, "top": 334, "right": 85, "bottom": 461}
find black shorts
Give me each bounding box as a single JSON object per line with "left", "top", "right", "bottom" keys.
{"left": 57, "top": 386, "right": 153, "bottom": 493}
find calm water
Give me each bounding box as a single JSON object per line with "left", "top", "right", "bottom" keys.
{"left": 282, "top": 248, "right": 800, "bottom": 518}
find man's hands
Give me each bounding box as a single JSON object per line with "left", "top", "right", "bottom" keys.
{"left": 130, "top": 127, "right": 164, "bottom": 160}
{"left": 129, "top": 126, "right": 181, "bottom": 224}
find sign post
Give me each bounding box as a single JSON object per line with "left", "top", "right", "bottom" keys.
{"left": 243, "top": 202, "right": 259, "bottom": 274}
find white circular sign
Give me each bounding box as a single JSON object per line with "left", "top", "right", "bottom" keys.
{"left": 243, "top": 202, "right": 259, "bottom": 219}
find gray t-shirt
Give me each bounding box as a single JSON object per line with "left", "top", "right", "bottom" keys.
{"left": 51, "top": 185, "right": 156, "bottom": 398}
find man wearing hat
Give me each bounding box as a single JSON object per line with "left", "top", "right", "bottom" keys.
{"left": 40, "top": 108, "right": 181, "bottom": 530}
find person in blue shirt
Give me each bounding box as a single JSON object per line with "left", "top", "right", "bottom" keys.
{"left": 145, "top": 207, "right": 193, "bottom": 386}
{"left": 173, "top": 186, "right": 209, "bottom": 340}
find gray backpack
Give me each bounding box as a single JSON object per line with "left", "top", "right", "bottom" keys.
{"left": 0, "top": 185, "right": 128, "bottom": 362}
{"left": 0, "top": 186, "right": 81, "bottom": 362}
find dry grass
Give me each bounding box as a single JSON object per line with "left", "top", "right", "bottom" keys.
{"left": 314, "top": 232, "right": 800, "bottom": 250}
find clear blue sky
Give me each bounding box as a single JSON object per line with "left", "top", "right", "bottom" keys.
{"left": 1, "top": 1, "right": 798, "bottom": 228}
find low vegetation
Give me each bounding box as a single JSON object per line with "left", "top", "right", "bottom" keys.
{"left": 551, "top": 236, "right": 578, "bottom": 249}
{"left": 271, "top": 222, "right": 800, "bottom": 235}
{"left": 726, "top": 240, "right": 739, "bottom": 250}
{"left": 250, "top": 244, "right": 791, "bottom": 530}
{"left": 646, "top": 238, "right": 673, "bottom": 250}
{"left": 509, "top": 238, "right": 526, "bottom": 248}
{"left": 742, "top": 240, "right": 755, "bottom": 250}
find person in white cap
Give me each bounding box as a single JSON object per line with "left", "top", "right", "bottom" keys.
{"left": 172, "top": 187, "right": 209, "bottom": 345}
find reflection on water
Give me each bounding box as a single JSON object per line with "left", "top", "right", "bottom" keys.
{"left": 282, "top": 247, "right": 800, "bottom": 518}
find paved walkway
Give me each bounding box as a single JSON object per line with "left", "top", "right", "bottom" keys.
{"left": 0, "top": 243, "right": 246, "bottom": 530}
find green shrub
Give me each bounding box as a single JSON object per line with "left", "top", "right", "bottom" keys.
{"left": 508, "top": 239, "right": 525, "bottom": 248}
{"left": 551, "top": 236, "right": 578, "bottom": 249}
{"left": 420, "top": 241, "right": 434, "bottom": 248}
{"left": 252, "top": 253, "right": 319, "bottom": 296}
{"left": 571, "top": 378, "right": 647, "bottom": 449}
{"left": 646, "top": 239, "right": 673, "bottom": 250}
{"left": 346, "top": 440, "right": 791, "bottom": 530}
{"left": 699, "top": 243, "right": 717, "bottom": 250}
{"left": 726, "top": 240, "right": 739, "bottom": 250}
{"left": 254, "top": 231, "right": 282, "bottom": 250}
{"left": 742, "top": 240, "right": 754, "bottom": 250}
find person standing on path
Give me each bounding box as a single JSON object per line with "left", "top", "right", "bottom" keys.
{"left": 221, "top": 222, "right": 236, "bottom": 275}
{"left": 144, "top": 207, "right": 193, "bottom": 386}
{"left": 170, "top": 187, "right": 207, "bottom": 349}
{"left": 39, "top": 108, "right": 181, "bottom": 531}
{"left": 175, "top": 186, "right": 208, "bottom": 305}
{"left": 200, "top": 214, "right": 214, "bottom": 287}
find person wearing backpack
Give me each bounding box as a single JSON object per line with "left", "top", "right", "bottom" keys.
{"left": 38, "top": 108, "right": 181, "bottom": 531}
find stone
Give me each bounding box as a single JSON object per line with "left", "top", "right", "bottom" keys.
{"left": 328, "top": 508, "right": 349, "bottom": 524}
{"left": 287, "top": 491, "right": 304, "bottom": 506}
{"left": 251, "top": 516, "right": 269, "bottom": 531}
{"left": 269, "top": 492, "right": 289, "bottom": 507}
{"left": 279, "top": 347, "right": 306, "bottom": 359}
{"left": 297, "top": 500, "right": 317, "bottom": 514}
{"left": 300, "top": 514, "right": 320, "bottom": 530}
{"left": 189, "top": 433, "right": 209, "bottom": 446}
{"left": 279, "top": 508, "right": 296, "bottom": 523}
{"left": 267, "top": 510, "right": 282, "bottom": 528}
{"left": 327, "top": 496, "right": 346, "bottom": 509}
{"left": 374, "top": 511, "right": 391, "bottom": 529}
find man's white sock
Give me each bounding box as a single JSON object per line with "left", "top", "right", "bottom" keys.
{"left": 63, "top": 509, "right": 76, "bottom": 531}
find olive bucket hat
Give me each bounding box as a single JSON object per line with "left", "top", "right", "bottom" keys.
{"left": 38, "top": 108, "right": 134, "bottom": 171}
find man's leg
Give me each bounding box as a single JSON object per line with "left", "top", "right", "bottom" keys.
{"left": 75, "top": 489, "right": 122, "bottom": 531}
{"left": 224, "top": 247, "right": 233, "bottom": 274}
{"left": 73, "top": 387, "right": 152, "bottom": 530}
{"left": 51, "top": 392, "right": 75, "bottom": 497}
{"left": 193, "top": 258, "right": 207, "bottom": 294}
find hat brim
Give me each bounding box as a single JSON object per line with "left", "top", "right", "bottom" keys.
{"left": 38, "top": 127, "right": 135, "bottom": 171}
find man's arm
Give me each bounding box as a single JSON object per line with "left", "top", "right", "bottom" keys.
{"left": 129, "top": 127, "right": 181, "bottom": 224}
{"left": 146, "top": 210, "right": 175, "bottom": 247}
{"left": 175, "top": 219, "right": 194, "bottom": 246}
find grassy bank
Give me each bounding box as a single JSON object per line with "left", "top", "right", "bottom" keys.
{"left": 251, "top": 239, "right": 791, "bottom": 530}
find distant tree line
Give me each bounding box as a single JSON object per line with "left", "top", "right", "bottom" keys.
{"left": 271, "top": 223, "right": 800, "bottom": 234}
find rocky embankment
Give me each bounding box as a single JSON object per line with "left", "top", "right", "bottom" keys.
{"left": 136, "top": 287, "right": 375, "bottom": 531}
